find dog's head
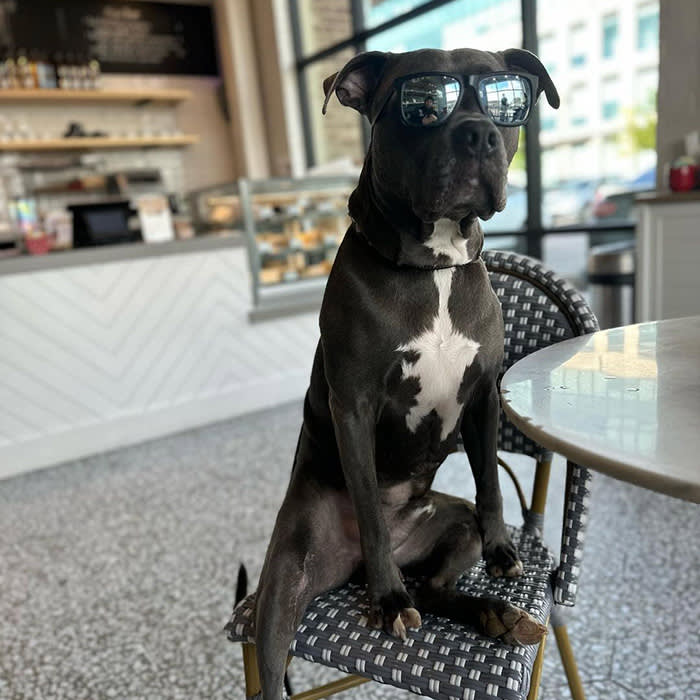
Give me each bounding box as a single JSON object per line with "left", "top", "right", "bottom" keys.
{"left": 323, "top": 48, "right": 559, "bottom": 265}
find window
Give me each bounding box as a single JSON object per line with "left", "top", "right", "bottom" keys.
{"left": 601, "top": 77, "right": 620, "bottom": 120}
{"left": 637, "top": 3, "right": 659, "bottom": 51}
{"left": 292, "top": 0, "right": 660, "bottom": 268}
{"left": 570, "top": 24, "right": 587, "bottom": 67}
{"left": 602, "top": 13, "right": 618, "bottom": 59}
{"left": 570, "top": 84, "right": 588, "bottom": 127}
{"left": 302, "top": 50, "right": 366, "bottom": 167}
{"left": 296, "top": 0, "right": 354, "bottom": 56}
{"left": 538, "top": 34, "right": 557, "bottom": 75}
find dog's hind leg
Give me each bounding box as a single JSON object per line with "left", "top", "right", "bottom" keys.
{"left": 397, "top": 492, "right": 546, "bottom": 646}
{"left": 254, "top": 474, "right": 359, "bottom": 700}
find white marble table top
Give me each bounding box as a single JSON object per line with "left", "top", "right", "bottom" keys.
{"left": 501, "top": 316, "right": 700, "bottom": 503}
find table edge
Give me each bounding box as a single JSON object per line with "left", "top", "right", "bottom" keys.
{"left": 500, "top": 390, "right": 700, "bottom": 504}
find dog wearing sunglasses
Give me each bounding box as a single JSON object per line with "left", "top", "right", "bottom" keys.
{"left": 252, "top": 48, "right": 559, "bottom": 699}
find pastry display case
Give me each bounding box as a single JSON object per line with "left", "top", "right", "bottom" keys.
{"left": 192, "top": 175, "right": 356, "bottom": 308}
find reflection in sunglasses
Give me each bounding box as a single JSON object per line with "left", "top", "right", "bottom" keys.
{"left": 397, "top": 73, "right": 533, "bottom": 127}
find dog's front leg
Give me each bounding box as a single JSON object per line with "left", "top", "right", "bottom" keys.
{"left": 461, "top": 380, "right": 523, "bottom": 578}
{"left": 329, "top": 393, "right": 421, "bottom": 639}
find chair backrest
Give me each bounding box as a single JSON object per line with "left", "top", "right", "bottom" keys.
{"left": 483, "top": 250, "right": 599, "bottom": 606}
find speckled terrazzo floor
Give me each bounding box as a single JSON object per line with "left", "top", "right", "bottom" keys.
{"left": 1, "top": 400, "right": 698, "bottom": 700}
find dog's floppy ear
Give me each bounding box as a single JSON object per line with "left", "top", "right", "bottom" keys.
{"left": 502, "top": 48, "right": 560, "bottom": 109}
{"left": 322, "top": 51, "right": 389, "bottom": 116}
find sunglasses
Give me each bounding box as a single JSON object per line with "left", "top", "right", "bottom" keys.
{"left": 373, "top": 71, "right": 538, "bottom": 128}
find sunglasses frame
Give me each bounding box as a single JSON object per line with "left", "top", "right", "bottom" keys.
{"left": 373, "top": 70, "right": 539, "bottom": 128}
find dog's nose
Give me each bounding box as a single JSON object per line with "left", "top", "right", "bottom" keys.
{"left": 453, "top": 120, "right": 500, "bottom": 158}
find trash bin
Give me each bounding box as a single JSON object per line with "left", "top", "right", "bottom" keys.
{"left": 587, "top": 241, "right": 635, "bottom": 329}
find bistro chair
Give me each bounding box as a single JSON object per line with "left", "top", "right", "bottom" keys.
{"left": 226, "top": 250, "right": 599, "bottom": 700}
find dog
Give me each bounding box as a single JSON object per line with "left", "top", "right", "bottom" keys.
{"left": 252, "top": 47, "right": 559, "bottom": 699}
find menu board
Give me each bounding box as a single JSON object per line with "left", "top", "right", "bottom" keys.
{"left": 0, "top": 0, "right": 219, "bottom": 76}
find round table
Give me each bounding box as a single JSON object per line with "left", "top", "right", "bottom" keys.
{"left": 500, "top": 316, "right": 700, "bottom": 503}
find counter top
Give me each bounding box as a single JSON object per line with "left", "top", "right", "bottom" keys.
{"left": 636, "top": 190, "right": 700, "bottom": 204}
{"left": 0, "top": 232, "right": 245, "bottom": 276}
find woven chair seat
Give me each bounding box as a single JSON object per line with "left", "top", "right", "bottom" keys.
{"left": 226, "top": 525, "right": 554, "bottom": 700}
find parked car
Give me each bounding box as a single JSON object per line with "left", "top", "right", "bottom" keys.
{"left": 542, "top": 179, "right": 600, "bottom": 227}
{"left": 590, "top": 167, "right": 656, "bottom": 225}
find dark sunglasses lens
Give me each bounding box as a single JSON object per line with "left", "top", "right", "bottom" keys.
{"left": 400, "top": 75, "right": 461, "bottom": 127}
{"left": 479, "top": 75, "right": 532, "bottom": 125}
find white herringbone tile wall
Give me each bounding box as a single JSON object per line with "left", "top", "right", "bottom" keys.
{"left": 0, "top": 247, "right": 319, "bottom": 478}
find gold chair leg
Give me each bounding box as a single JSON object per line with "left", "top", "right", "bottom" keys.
{"left": 242, "top": 643, "right": 262, "bottom": 698}
{"left": 551, "top": 613, "right": 586, "bottom": 700}
{"left": 530, "top": 455, "right": 552, "bottom": 516}
{"left": 291, "top": 675, "right": 370, "bottom": 700}
{"left": 526, "top": 633, "right": 547, "bottom": 700}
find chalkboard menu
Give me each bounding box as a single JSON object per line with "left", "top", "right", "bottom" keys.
{"left": 0, "top": 0, "right": 219, "bottom": 76}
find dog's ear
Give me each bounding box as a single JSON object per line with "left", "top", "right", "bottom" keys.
{"left": 502, "top": 48, "right": 560, "bottom": 109}
{"left": 322, "top": 51, "right": 389, "bottom": 116}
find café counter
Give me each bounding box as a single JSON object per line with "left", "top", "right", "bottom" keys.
{"left": 0, "top": 235, "right": 321, "bottom": 479}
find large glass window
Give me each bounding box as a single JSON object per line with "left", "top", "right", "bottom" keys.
{"left": 292, "top": 0, "right": 659, "bottom": 284}
{"left": 301, "top": 48, "right": 366, "bottom": 168}
{"left": 296, "top": 0, "right": 354, "bottom": 56}
{"left": 537, "top": 0, "right": 658, "bottom": 282}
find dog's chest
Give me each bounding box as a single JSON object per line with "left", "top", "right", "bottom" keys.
{"left": 396, "top": 268, "right": 480, "bottom": 441}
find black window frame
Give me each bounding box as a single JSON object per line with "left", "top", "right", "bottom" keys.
{"left": 289, "top": 0, "right": 635, "bottom": 260}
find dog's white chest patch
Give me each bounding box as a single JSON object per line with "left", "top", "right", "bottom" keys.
{"left": 423, "top": 218, "right": 472, "bottom": 265}
{"left": 397, "top": 268, "right": 480, "bottom": 440}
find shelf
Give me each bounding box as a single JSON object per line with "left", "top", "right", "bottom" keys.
{"left": 0, "top": 88, "right": 192, "bottom": 104}
{"left": 0, "top": 135, "right": 200, "bottom": 151}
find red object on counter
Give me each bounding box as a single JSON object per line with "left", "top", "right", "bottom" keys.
{"left": 25, "top": 234, "right": 51, "bottom": 255}
{"left": 669, "top": 164, "right": 698, "bottom": 192}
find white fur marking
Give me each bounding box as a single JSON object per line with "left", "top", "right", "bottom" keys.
{"left": 397, "top": 268, "right": 480, "bottom": 440}
{"left": 423, "top": 218, "right": 472, "bottom": 265}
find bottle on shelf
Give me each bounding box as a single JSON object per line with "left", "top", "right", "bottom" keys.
{"left": 36, "top": 51, "right": 57, "bottom": 89}
{"left": 27, "top": 49, "right": 39, "bottom": 89}
{"left": 88, "top": 56, "right": 101, "bottom": 90}
{"left": 55, "top": 51, "right": 68, "bottom": 89}
{"left": 76, "top": 52, "right": 90, "bottom": 90}
{"left": 16, "top": 49, "right": 35, "bottom": 89}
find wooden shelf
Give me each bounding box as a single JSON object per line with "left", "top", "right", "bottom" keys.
{"left": 0, "top": 135, "right": 200, "bottom": 151}
{"left": 0, "top": 88, "right": 192, "bottom": 103}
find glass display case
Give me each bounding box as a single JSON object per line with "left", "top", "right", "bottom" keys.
{"left": 189, "top": 174, "right": 357, "bottom": 311}
{"left": 239, "top": 175, "right": 355, "bottom": 306}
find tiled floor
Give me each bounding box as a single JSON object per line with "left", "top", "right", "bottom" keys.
{"left": 1, "top": 400, "right": 698, "bottom": 700}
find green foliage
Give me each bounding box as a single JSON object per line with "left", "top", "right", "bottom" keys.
{"left": 619, "top": 91, "right": 657, "bottom": 155}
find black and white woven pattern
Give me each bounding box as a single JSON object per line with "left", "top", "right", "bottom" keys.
{"left": 482, "top": 250, "right": 598, "bottom": 607}
{"left": 227, "top": 527, "right": 554, "bottom": 700}
{"left": 554, "top": 461, "right": 592, "bottom": 606}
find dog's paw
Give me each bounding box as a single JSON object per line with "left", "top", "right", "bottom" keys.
{"left": 480, "top": 601, "right": 546, "bottom": 646}
{"left": 484, "top": 539, "right": 523, "bottom": 578}
{"left": 368, "top": 589, "right": 422, "bottom": 640}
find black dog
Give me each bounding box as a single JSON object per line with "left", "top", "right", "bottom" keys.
{"left": 253, "top": 47, "right": 559, "bottom": 700}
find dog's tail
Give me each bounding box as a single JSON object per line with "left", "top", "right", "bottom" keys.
{"left": 233, "top": 563, "right": 293, "bottom": 696}
{"left": 235, "top": 563, "right": 248, "bottom": 606}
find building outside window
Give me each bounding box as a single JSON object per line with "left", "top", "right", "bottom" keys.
{"left": 602, "top": 13, "right": 619, "bottom": 59}
{"left": 291, "top": 0, "right": 659, "bottom": 282}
